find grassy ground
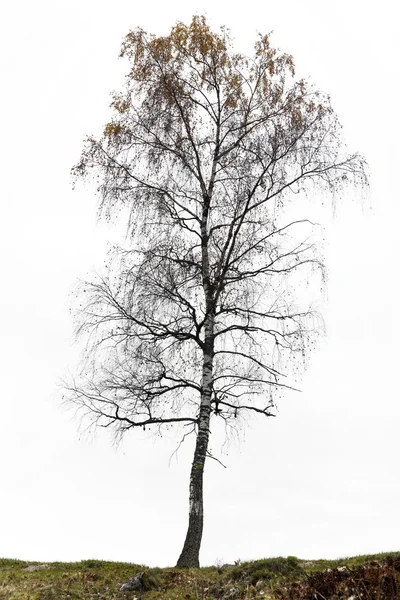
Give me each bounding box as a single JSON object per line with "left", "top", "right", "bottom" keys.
{"left": 1, "top": 552, "right": 400, "bottom": 599}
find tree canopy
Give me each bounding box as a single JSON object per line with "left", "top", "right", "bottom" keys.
{"left": 66, "top": 16, "right": 367, "bottom": 567}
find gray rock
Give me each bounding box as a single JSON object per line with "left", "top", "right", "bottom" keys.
{"left": 23, "top": 564, "right": 51, "bottom": 572}
{"left": 120, "top": 574, "right": 143, "bottom": 592}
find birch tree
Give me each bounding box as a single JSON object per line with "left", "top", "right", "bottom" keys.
{"left": 66, "top": 16, "right": 367, "bottom": 568}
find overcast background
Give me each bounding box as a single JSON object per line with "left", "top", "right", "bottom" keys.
{"left": 0, "top": 0, "right": 398, "bottom": 567}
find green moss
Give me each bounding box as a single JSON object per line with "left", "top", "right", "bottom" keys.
{"left": 229, "top": 555, "right": 303, "bottom": 584}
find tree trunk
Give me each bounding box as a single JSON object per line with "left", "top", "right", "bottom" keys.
{"left": 175, "top": 401, "right": 211, "bottom": 568}
{"left": 176, "top": 314, "right": 214, "bottom": 568}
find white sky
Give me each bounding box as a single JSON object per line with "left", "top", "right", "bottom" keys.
{"left": 0, "top": 0, "right": 399, "bottom": 567}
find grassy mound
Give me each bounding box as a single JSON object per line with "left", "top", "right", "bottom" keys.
{"left": 0, "top": 552, "right": 399, "bottom": 599}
